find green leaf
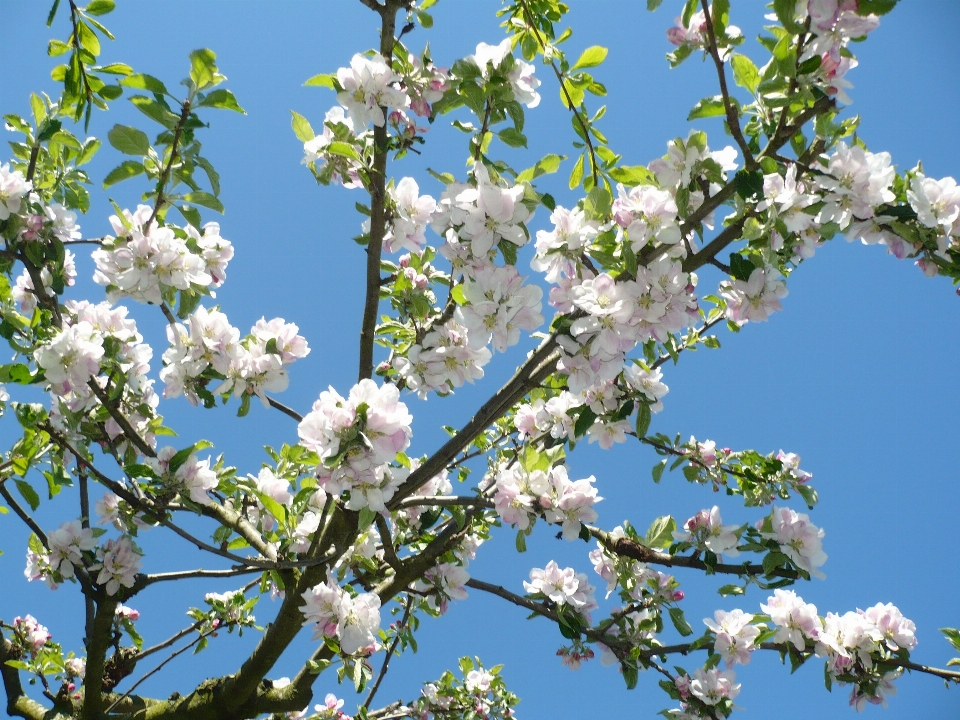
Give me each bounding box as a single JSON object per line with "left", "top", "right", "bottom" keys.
{"left": 85, "top": 0, "right": 115, "bottom": 15}
{"left": 652, "top": 459, "right": 667, "bottom": 483}
{"left": 198, "top": 89, "right": 245, "bottom": 113}
{"left": 572, "top": 45, "right": 608, "bottom": 71}
{"left": 574, "top": 406, "right": 597, "bottom": 438}
{"left": 256, "top": 491, "right": 287, "bottom": 527}
{"left": 415, "top": 10, "right": 433, "bottom": 28}
{"left": 46, "top": 0, "right": 61, "bottom": 26}
{"left": 644, "top": 515, "right": 675, "bottom": 550}
{"left": 290, "top": 110, "right": 315, "bottom": 142}
{"left": 730, "top": 54, "right": 760, "bottom": 93}
{"left": 121, "top": 73, "right": 169, "bottom": 96}
{"left": 668, "top": 607, "right": 694, "bottom": 636}
{"left": 15, "top": 480, "right": 40, "bottom": 511}
{"left": 718, "top": 584, "right": 746, "bottom": 597}
{"left": 78, "top": 21, "right": 101, "bottom": 56}
{"left": 568, "top": 153, "right": 585, "bottom": 190}
{"left": 130, "top": 96, "right": 179, "bottom": 129}
{"left": 608, "top": 165, "right": 655, "bottom": 187}
{"left": 304, "top": 73, "right": 337, "bottom": 89}
{"left": 107, "top": 124, "right": 150, "bottom": 155}
{"left": 515, "top": 529, "right": 527, "bottom": 553}
{"left": 497, "top": 127, "right": 527, "bottom": 148}
{"left": 728, "top": 252, "right": 755, "bottom": 282}
{"left": 78, "top": 136, "right": 103, "bottom": 165}
{"left": 102, "top": 160, "right": 145, "bottom": 187}
{"left": 196, "top": 156, "right": 221, "bottom": 196}
{"left": 189, "top": 48, "right": 220, "bottom": 90}
{"left": 182, "top": 192, "right": 224, "bottom": 213}
{"left": 647, "top": 0, "right": 664, "bottom": 9}
{"left": 95, "top": 62, "right": 133, "bottom": 76}
{"left": 687, "top": 95, "right": 726, "bottom": 120}
{"left": 773, "top": 0, "right": 805, "bottom": 33}
{"left": 635, "top": 401, "right": 652, "bottom": 438}
{"left": 516, "top": 153, "right": 564, "bottom": 182}
{"left": 857, "top": 0, "right": 898, "bottom": 15}
{"left": 941, "top": 628, "right": 960, "bottom": 653}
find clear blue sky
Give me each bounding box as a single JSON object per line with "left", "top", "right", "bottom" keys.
{"left": 1, "top": 1, "right": 959, "bottom": 718}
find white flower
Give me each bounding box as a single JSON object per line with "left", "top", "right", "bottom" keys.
{"left": 0, "top": 163, "right": 32, "bottom": 219}
{"left": 336, "top": 53, "right": 407, "bottom": 128}
{"left": 704, "top": 609, "right": 761, "bottom": 667}
{"left": 90, "top": 536, "right": 142, "bottom": 595}
{"left": 759, "top": 506, "right": 827, "bottom": 578}
{"left": 719, "top": 267, "right": 788, "bottom": 326}
{"left": 761, "top": 589, "right": 822, "bottom": 651}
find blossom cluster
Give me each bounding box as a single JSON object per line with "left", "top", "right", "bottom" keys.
{"left": 672, "top": 506, "right": 741, "bottom": 558}
{"left": 35, "top": 300, "right": 158, "bottom": 452}
{"left": 524, "top": 560, "right": 598, "bottom": 620}
{"left": 148, "top": 445, "right": 221, "bottom": 506}
{"left": 300, "top": 574, "right": 382, "bottom": 655}
{"left": 160, "top": 306, "right": 309, "bottom": 407}
{"left": 297, "top": 379, "right": 412, "bottom": 512}
{"left": 758, "top": 506, "right": 828, "bottom": 578}
{"left": 10, "top": 615, "right": 51, "bottom": 658}
{"left": 24, "top": 519, "right": 96, "bottom": 590}
{"left": 490, "top": 462, "right": 601, "bottom": 540}
{"left": 89, "top": 536, "right": 142, "bottom": 596}
{"left": 92, "top": 205, "right": 232, "bottom": 306}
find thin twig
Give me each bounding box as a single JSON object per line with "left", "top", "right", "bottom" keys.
{"left": 375, "top": 515, "right": 404, "bottom": 572}
{"left": 363, "top": 598, "right": 413, "bottom": 709}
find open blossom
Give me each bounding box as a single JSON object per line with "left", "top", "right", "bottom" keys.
{"left": 531, "top": 205, "right": 598, "bottom": 282}
{"left": 92, "top": 205, "right": 214, "bottom": 305}
{"left": 815, "top": 142, "right": 895, "bottom": 229}
{"left": 673, "top": 506, "right": 740, "bottom": 557}
{"left": 337, "top": 592, "right": 382, "bottom": 655}
{"left": 688, "top": 667, "right": 740, "bottom": 706}
{"left": 613, "top": 184, "right": 681, "bottom": 253}
{"left": 623, "top": 363, "right": 669, "bottom": 413}
{"left": 907, "top": 174, "right": 960, "bottom": 236}
{"left": 90, "top": 536, "right": 142, "bottom": 595}
{"left": 524, "top": 560, "right": 598, "bottom": 615}
{"left": 185, "top": 222, "right": 233, "bottom": 287}
{"left": 861, "top": 602, "right": 917, "bottom": 652}
{"left": 393, "top": 318, "right": 492, "bottom": 398}
{"left": 719, "top": 266, "right": 788, "bottom": 326}
{"left": 34, "top": 321, "right": 104, "bottom": 397}
{"left": 412, "top": 562, "right": 470, "bottom": 614}
{"left": 704, "top": 609, "right": 761, "bottom": 667}
{"left": 491, "top": 463, "right": 601, "bottom": 540}
{"left": 336, "top": 53, "right": 406, "bottom": 128}
{"left": 777, "top": 450, "right": 813, "bottom": 483}
{"left": 0, "top": 163, "right": 32, "bottom": 219}
{"left": 759, "top": 506, "right": 828, "bottom": 578}
{"left": 385, "top": 177, "right": 436, "bottom": 253}
{"left": 303, "top": 106, "right": 365, "bottom": 188}
{"left": 758, "top": 164, "right": 819, "bottom": 234}
{"left": 12, "top": 615, "right": 50, "bottom": 656}
{"left": 149, "top": 446, "right": 220, "bottom": 506}
{"left": 761, "top": 589, "right": 823, "bottom": 651}
{"left": 457, "top": 264, "right": 543, "bottom": 353}
{"left": 46, "top": 520, "right": 96, "bottom": 581}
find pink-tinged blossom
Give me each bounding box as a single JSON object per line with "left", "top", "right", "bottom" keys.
{"left": 758, "top": 164, "right": 819, "bottom": 234}
{"left": 759, "top": 506, "right": 828, "bottom": 578}
{"left": 160, "top": 306, "right": 241, "bottom": 403}
{"left": 524, "top": 560, "right": 598, "bottom": 615}
{"left": 302, "top": 576, "right": 345, "bottom": 642}
{"left": 777, "top": 450, "right": 813, "bottom": 483}
{"left": 64, "top": 656, "right": 86, "bottom": 679}
{"left": 404, "top": 53, "right": 449, "bottom": 117}
{"left": 149, "top": 446, "right": 220, "bottom": 506}
{"left": 12, "top": 248, "right": 77, "bottom": 316}
{"left": 801, "top": 0, "right": 880, "bottom": 64}
{"left": 457, "top": 264, "right": 543, "bottom": 353}
{"left": 491, "top": 464, "right": 601, "bottom": 540}
{"left": 673, "top": 506, "right": 740, "bottom": 557}
{"left": 337, "top": 591, "right": 382, "bottom": 655}
{"left": 814, "top": 142, "right": 895, "bottom": 229}
{"left": 761, "top": 589, "right": 823, "bottom": 651}
{"left": 92, "top": 205, "right": 213, "bottom": 305}
{"left": 46, "top": 520, "right": 96, "bottom": 581}
{"left": 531, "top": 205, "right": 598, "bottom": 282}
{"left": 393, "top": 319, "right": 491, "bottom": 398}
{"left": 34, "top": 321, "right": 104, "bottom": 398}
{"left": 720, "top": 266, "right": 788, "bottom": 326}
{"left": 623, "top": 363, "right": 669, "bottom": 413}
{"left": 185, "top": 222, "right": 233, "bottom": 288}
{"left": 385, "top": 177, "right": 436, "bottom": 253}
{"left": 860, "top": 603, "right": 917, "bottom": 652}
{"left": 907, "top": 174, "right": 960, "bottom": 236}
{"left": 336, "top": 53, "right": 407, "bottom": 128}
{"left": 0, "top": 163, "right": 32, "bottom": 219}
{"left": 12, "top": 615, "right": 50, "bottom": 657}
{"left": 116, "top": 604, "right": 140, "bottom": 621}
{"left": 412, "top": 562, "right": 470, "bottom": 614}
{"left": 689, "top": 667, "right": 740, "bottom": 706}
{"left": 613, "top": 184, "right": 681, "bottom": 253}
{"left": 90, "top": 536, "right": 142, "bottom": 595}
{"left": 704, "top": 609, "right": 761, "bottom": 667}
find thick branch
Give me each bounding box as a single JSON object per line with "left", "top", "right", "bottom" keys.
{"left": 0, "top": 638, "right": 47, "bottom": 720}
{"left": 80, "top": 597, "right": 120, "bottom": 720}
{"left": 140, "top": 567, "right": 261, "bottom": 588}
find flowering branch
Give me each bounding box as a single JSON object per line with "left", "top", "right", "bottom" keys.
{"left": 146, "top": 101, "right": 192, "bottom": 230}
{"left": 140, "top": 567, "right": 261, "bottom": 588}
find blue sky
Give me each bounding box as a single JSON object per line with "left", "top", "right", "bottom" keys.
{"left": 1, "top": 1, "right": 959, "bottom": 718}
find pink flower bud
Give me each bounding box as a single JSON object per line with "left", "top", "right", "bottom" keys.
{"left": 673, "top": 590, "right": 685, "bottom": 601}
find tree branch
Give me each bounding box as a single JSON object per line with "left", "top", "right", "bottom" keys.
{"left": 80, "top": 597, "right": 120, "bottom": 720}
{"left": 699, "top": 0, "right": 755, "bottom": 169}
{"left": 0, "top": 637, "right": 47, "bottom": 720}
{"left": 140, "top": 567, "right": 261, "bottom": 588}
{"left": 358, "top": 0, "right": 401, "bottom": 381}
{"left": 363, "top": 597, "right": 412, "bottom": 709}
